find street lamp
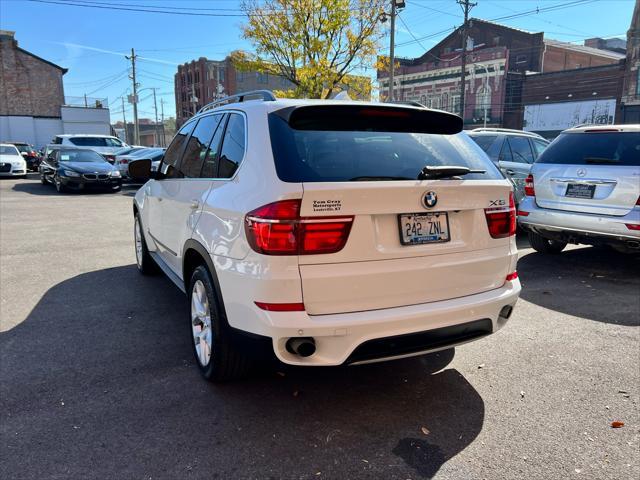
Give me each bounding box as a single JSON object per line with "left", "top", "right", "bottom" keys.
{"left": 379, "top": 1, "right": 405, "bottom": 102}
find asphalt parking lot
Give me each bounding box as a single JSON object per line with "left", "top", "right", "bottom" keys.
{"left": 1, "top": 174, "right": 638, "bottom": 480}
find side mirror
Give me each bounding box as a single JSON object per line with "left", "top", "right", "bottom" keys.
{"left": 21, "top": 152, "right": 28, "bottom": 158}
{"left": 128, "top": 158, "right": 153, "bottom": 180}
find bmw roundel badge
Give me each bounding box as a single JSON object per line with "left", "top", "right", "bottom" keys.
{"left": 423, "top": 191, "right": 438, "bottom": 208}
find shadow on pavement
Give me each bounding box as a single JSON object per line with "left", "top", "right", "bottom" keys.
{"left": 518, "top": 246, "right": 640, "bottom": 326}
{"left": 0, "top": 265, "right": 484, "bottom": 480}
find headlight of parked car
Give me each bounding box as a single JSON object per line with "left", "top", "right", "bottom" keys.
{"left": 110, "top": 170, "right": 121, "bottom": 177}
{"left": 63, "top": 169, "right": 80, "bottom": 177}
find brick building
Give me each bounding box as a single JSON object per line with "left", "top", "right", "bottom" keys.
{"left": 175, "top": 56, "right": 295, "bottom": 126}
{"left": 0, "top": 30, "right": 111, "bottom": 147}
{"left": 0, "top": 30, "right": 66, "bottom": 118}
{"left": 620, "top": 0, "right": 640, "bottom": 123}
{"left": 377, "top": 19, "right": 624, "bottom": 129}
{"left": 519, "top": 63, "right": 626, "bottom": 138}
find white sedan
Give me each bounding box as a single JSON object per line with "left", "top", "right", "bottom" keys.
{"left": 0, "top": 144, "right": 27, "bottom": 177}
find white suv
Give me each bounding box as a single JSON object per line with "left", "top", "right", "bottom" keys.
{"left": 131, "top": 91, "right": 521, "bottom": 381}
{"left": 52, "top": 134, "right": 127, "bottom": 163}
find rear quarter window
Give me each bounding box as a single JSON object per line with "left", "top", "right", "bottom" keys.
{"left": 268, "top": 113, "right": 502, "bottom": 182}
{"left": 537, "top": 132, "right": 640, "bottom": 166}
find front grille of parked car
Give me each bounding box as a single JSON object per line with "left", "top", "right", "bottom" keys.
{"left": 0, "top": 164, "right": 11, "bottom": 172}
{"left": 83, "top": 173, "right": 109, "bottom": 180}
{"left": 345, "top": 318, "right": 493, "bottom": 364}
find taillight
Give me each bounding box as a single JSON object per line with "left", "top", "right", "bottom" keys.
{"left": 485, "top": 192, "right": 516, "bottom": 239}
{"left": 524, "top": 174, "right": 535, "bottom": 196}
{"left": 625, "top": 224, "right": 640, "bottom": 231}
{"left": 505, "top": 271, "right": 518, "bottom": 282}
{"left": 245, "top": 200, "right": 354, "bottom": 255}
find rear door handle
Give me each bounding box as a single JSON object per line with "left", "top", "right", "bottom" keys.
{"left": 505, "top": 169, "right": 515, "bottom": 175}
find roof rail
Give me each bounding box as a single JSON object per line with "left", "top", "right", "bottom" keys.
{"left": 198, "top": 90, "right": 276, "bottom": 114}
{"left": 470, "top": 127, "right": 544, "bottom": 138}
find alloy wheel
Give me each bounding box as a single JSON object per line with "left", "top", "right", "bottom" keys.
{"left": 191, "top": 280, "right": 213, "bottom": 367}
{"left": 134, "top": 217, "right": 143, "bottom": 268}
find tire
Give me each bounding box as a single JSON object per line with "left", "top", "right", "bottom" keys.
{"left": 40, "top": 175, "right": 47, "bottom": 185}
{"left": 528, "top": 231, "right": 567, "bottom": 254}
{"left": 189, "top": 265, "right": 252, "bottom": 382}
{"left": 134, "top": 214, "right": 159, "bottom": 275}
{"left": 54, "top": 175, "right": 66, "bottom": 193}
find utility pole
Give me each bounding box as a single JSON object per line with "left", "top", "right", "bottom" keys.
{"left": 125, "top": 48, "right": 140, "bottom": 145}
{"left": 457, "top": 0, "right": 476, "bottom": 120}
{"left": 160, "top": 98, "right": 165, "bottom": 147}
{"left": 121, "top": 97, "right": 128, "bottom": 144}
{"left": 389, "top": 0, "right": 397, "bottom": 102}
{"left": 152, "top": 88, "right": 159, "bottom": 147}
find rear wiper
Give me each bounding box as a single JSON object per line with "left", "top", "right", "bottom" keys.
{"left": 349, "top": 176, "right": 413, "bottom": 181}
{"left": 417, "top": 165, "right": 486, "bottom": 180}
{"left": 584, "top": 157, "right": 620, "bottom": 164}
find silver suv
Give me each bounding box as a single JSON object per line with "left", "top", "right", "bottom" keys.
{"left": 468, "top": 128, "right": 550, "bottom": 204}
{"left": 518, "top": 125, "right": 640, "bottom": 254}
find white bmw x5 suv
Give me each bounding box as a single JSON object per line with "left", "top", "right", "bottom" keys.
{"left": 131, "top": 91, "right": 521, "bottom": 381}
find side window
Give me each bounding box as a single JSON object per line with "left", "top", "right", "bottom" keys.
{"left": 508, "top": 137, "right": 535, "bottom": 164}
{"left": 498, "top": 138, "right": 513, "bottom": 162}
{"left": 200, "top": 114, "right": 226, "bottom": 178}
{"left": 161, "top": 121, "right": 195, "bottom": 178}
{"left": 531, "top": 139, "right": 549, "bottom": 158}
{"left": 218, "top": 113, "right": 246, "bottom": 178}
{"left": 179, "top": 115, "right": 222, "bottom": 178}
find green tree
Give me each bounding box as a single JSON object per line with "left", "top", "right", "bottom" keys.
{"left": 237, "top": 0, "right": 385, "bottom": 99}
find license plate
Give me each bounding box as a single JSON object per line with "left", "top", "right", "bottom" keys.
{"left": 399, "top": 212, "right": 450, "bottom": 245}
{"left": 565, "top": 183, "right": 595, "bottom": 199}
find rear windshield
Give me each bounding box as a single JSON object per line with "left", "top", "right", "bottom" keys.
{"left": 69, "top": 137, "right": 122, "bottom": 147}
{"left": 269, "top": 114, "right": 501, "bottom": 182}
{"left": 537, "top": 132, "right": 640, "bottom": 166}
{"left": 469, "top": 135, "right": 497, "bottom": 152}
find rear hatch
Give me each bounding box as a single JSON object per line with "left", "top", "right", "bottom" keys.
{"left": 533, "top": 130, "right": 640, "bottom": 216}
{"left": 268, "top": 105, "right": 515, "bottom": 315}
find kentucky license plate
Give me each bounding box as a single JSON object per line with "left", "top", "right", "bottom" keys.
{"left": 565, "top": 183, "right": 596, "bottom": 199}
{"left": 399, "top": 212, "right": 450, "bottom": 245}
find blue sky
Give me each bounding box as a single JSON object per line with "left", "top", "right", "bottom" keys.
{"left": 0, "top": 0, "right": 635, "bottom": 122}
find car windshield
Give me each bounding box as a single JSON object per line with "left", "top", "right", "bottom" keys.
{"left": 537, "top": 132, "right": 640, "bottom": 166}
{"left": 69, "top": 137, "right": 123, "bottom": 147}
{"left": 269, "top": 115, "right": 501, "bottom": 182}
{"left": 0, "top": 145, "right": 20, "bottom": 156}
{"left": 15, "top": 145, "right": 31, "bottom": 153}
{"left": 59, "top": 150, "right": 106, "bottom": 163}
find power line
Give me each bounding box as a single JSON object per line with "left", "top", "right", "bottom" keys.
{"left": 26, "top": 0, "right": 247, "bottom": 16}
{"left": 395, "top": 0, "right": 602, "bottom": 48}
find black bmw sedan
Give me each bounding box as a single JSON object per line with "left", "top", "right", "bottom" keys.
{"left": 39, "top": 147, "right": 122, "bottom": 193}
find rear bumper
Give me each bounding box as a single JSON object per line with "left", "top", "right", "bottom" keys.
{"left": 250, "top": 279, "right": 520, "bottom": 366}
{"left": 518, "top": 197, "right": 640, "bottom": 244}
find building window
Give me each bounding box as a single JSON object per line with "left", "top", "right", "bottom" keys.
{"left": 475, "top": 86, "right": 491, "bottom": 119}
{"left": 432, "top": 95, "right": 440, "bottom": 109}
{"left": 451, "top": 95, "right": 461, "bottom": 115}
{"left": 441, "top": 92, "right": 449, "bottom": 111}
